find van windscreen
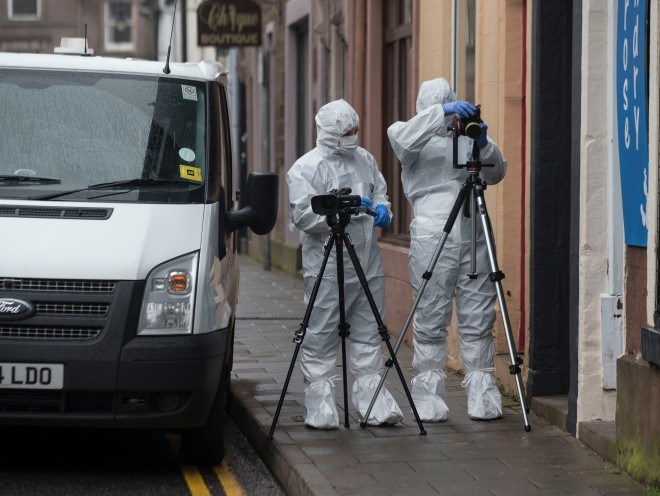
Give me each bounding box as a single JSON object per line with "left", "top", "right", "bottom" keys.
{"left": 0, "top": 69, "right": 207, "bottom": 203}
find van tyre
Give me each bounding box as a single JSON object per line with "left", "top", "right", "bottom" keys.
{"left": 180, "top": 360, "right": 230, "bottom": 466}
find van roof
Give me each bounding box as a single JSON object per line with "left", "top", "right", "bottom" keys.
{"left": 0, "top": 52, "right": 226, "bottom": 84}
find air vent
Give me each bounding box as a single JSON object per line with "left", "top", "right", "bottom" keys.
{"left": 35, "top": 302, "right": 109, "bottom": 317}
{"left": 0, "top": 206, "right": 112, "bottom": 220}
{"left": 0, "top": 326, "right": 102, "bottom": 340}
{"left": 0, "top": 278, "right": 116, "bottom": 293}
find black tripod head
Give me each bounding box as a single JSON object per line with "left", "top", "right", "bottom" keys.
{"left": 447, "top": 115, "right": 493, "bottom": 173}
{"left": 311, "top": 188, "right": 375, "bottom": 229}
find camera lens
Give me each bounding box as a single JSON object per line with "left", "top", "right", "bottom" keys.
{"left": 464, "top": 121, "right": 482, "bottom": 139}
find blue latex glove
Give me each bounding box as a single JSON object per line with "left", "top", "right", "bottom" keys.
{"left": 360, "top": 197, "right": 373, "bottom": 209}
{"left": 442, "top": 101, "right": 477, "bottom": 118}
{"left": 373, "top": 204, "right": 390, "bottom": 228}
{"left": 475, "top": 123, "right": 488, "bottom": 149}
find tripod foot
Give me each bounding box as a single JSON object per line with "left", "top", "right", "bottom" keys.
{"left": 525, "top": 425, "right": 532, "bottom": 432}
{"left": 420, "top": 428, "right": 427, "bottom": 436}
{"left": 359, "top": 421, "right": 367, "bottom": 428}
{"left": 267, "top": 434, "right": 274, "bottom": 441}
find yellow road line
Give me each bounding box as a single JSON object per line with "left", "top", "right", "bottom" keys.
{"left": 181, "top": 465, "right": 211, "bottom": 496}
{"left": 214, "top": 461, "right": 246, "bottom": 496}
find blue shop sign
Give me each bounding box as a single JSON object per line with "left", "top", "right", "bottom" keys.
{"left": 616, "top": 0, "right": 649, "bottom": 247}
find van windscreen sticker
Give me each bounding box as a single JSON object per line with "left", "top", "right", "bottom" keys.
{"left": 180, "top": 165, "right": 202, "bottom": 182}
{"left": 179, "top": 148, "right": 196, "bottom": 162}
{"left": 181, "top": 85, "right": 198, "bottom": 101}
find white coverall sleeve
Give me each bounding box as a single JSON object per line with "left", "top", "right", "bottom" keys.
{"left": 387, "top": 104, "right": 450, "bottom": 168}
{"left": 477, "top": 140, "right": 507, "bottom": 185}
{"left": 286, "top": 163, "right": 328, "bottom": 235}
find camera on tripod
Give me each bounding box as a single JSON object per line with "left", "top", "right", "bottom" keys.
{"left": 455, "top": 104, "right": 483, "bottom": 139}
{"left": 311, "top": 188, "right": 361, "bottom": 216}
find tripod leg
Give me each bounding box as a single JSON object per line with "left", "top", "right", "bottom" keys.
{"left": 335, "top": 238, "right": 351, "bottom": 428}
{"left": 268, "top": 234, "right": 335, "bottom": 440}
{"left": 474, "top": 188, "right": 531, "bottom": 432}
{"left": 360, "top": 181, "right": 472, "bottom": 428}
{"left": 342, "top": 234, "right": 426, "bottom": 435}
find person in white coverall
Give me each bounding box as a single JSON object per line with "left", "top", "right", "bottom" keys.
{"left": 387, "top": 78, "right": 507, "bottom": 421}
{"left": 286, "top": 99, "right": 403, "bottom": 429}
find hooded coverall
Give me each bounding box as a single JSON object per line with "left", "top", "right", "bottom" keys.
{"left": 387, "top": 78, "right": 507, "bottom": 420}
{"left": 286, "top": 99, "right": 403, "bottom": 429}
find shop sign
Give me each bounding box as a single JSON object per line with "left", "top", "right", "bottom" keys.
{"left": 616, "top": 0, "right": 649, "bottom": 247}
{"left": 197, "top": 0, "right": 261, "bottom": 47}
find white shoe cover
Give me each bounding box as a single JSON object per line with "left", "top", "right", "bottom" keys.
{"left": 348, "top": 342, "right": 403, "bottom": 426}
{"left": 411, "top": 370, "right": 449, "bottom": 422}
{"left": 304, "top": 379, "right": 339, "bottom": 429}
{"left": 462, "top": 370, "right": 503, "bottom": 420}
{"left": 352, "top": 373, "right": 404, "bottom": 426}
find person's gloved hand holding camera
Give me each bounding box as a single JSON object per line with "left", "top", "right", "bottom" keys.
{"left": 442, "top": 101, "right": 476, "bottom": 118}
{"left": 475, "top": 123, "right": 489, "bottom": 149}
{"left": 373, "top": 204, "right": 390, "bottom": 228}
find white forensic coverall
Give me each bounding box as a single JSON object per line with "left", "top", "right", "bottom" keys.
{"left": 286, "top": 99, "right": 403, "bottom": 429}
{"left": 387, "top": 78, "right": 507, "bottom": 421}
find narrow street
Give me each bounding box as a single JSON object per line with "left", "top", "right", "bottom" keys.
{"left": 0, "top": 417, "right": 284, "bottom": 496}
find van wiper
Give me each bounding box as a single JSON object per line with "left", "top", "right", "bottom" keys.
{"left": 32, "top": 178, "right": 199, "bottom": 200}
{"left": 0, "top": 175, "right": 61, "bottom": 184}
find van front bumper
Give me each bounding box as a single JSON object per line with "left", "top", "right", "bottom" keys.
{"left": 0, "top": 329, "right": 229, "bottom": 429}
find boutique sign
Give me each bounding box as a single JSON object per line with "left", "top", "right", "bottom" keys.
{"left": 616, "top": 0, "right": 649, "bottom": 247}
{"left": 197, "top": 0, "right": 261, "bottom": 48}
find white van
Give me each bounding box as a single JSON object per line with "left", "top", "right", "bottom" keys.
{"left": 0, "top": 45, "right": 277, "bottom": 464}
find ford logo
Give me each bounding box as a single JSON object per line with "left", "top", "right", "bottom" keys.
{"left": 0, "top": 298, "right": 35, "bottom": 320}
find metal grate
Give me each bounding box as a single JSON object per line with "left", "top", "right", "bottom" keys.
{"left": 0, "top": 326, "right": 101, "bottom": 340}
{"left": 35, "top": 302, "right": 109, "bottom": 317}
{"left": 0, "top": 278, "right": 115, "bottom": 293}
{"left": 0, "top": 206, "right": 112, "bottom": 220}
{"left": 0, "top": 390, "right": 61, "bottom": 412}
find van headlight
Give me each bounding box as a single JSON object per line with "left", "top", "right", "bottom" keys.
{"left": 138, "top": 252, "right": 198, "bottom": 335}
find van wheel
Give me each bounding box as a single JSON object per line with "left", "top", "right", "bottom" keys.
{"left": 180, "top": 361, "right": 230, "bottom": 466}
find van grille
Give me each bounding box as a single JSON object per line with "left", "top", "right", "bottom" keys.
{"left": 35, "top": 302, "right": 109, "bottom": 317}
{"left": 0, "top": 277, "right": 123, "bottom": 343}
{"left": 0, "top": 326, "right": 102, "bottom": 340}
{"left": 0, "top": 278, "right": 115, "bottom": 293}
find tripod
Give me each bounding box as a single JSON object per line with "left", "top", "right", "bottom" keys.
{"left": 268, "top": 209, "right": 427, "bottom": 439}
{"left": 361, "top": 130, "right": 531, "bottom": 432}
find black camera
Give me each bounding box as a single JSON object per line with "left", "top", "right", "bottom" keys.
{"left": 456, "top": 104, "right": 483, "bottom": 139}
{"left": 311, "top": 188, "right": 361, "bottom": 216}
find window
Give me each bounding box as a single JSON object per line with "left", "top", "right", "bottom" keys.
{"left": 294, "top": 21, "right": 310, "bottom": 159}
{"left": 383, "top": 0, "right": 414, "bottom": 238}
{"left": 8, "top": 0, "right": 40, "bottom": 21}
{"left": 105, "top": 0, "right": 134, "bottom": 52}
{"left": 453, "top": 0, "right": 476, "bottom": 103}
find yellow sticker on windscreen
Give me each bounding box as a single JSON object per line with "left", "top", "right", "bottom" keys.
{"left": 180, "top": 165, "right": 202, "bottom": 182}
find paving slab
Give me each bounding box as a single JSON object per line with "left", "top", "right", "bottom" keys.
{"left": 230, "top": 256, "right": 646, "bottom": 496}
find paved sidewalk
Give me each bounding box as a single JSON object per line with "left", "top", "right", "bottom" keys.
{"left": 230, "top": 256, "right": 645, "bottom": 496}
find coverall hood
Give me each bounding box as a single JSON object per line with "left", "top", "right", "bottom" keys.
{"left": 315, "top": 99, "right": 360, "bottom": 149}
{"left": 415, "top": 77, "right": 457, "bottom": 113}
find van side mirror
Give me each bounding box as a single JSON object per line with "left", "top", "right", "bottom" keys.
{"left": 227, "top": 172, "right": 278, "bottom": 235}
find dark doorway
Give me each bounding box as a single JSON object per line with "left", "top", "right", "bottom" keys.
{"left": 528, "top": 0, "right": 578, "bottom": 434}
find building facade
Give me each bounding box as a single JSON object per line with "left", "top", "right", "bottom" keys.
{"left": 0, "top": 0, "right": 159, "bottom": 58}
{"left": 223, "top": 0, "right": 659, "bottom": 485}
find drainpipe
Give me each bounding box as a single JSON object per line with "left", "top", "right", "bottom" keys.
{"left": 261, "top": 48, "right": 272, "bottom": 270}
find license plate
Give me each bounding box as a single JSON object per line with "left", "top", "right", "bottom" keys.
{"left": 0, "top": 363, "right": 64, "bottom": 390}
